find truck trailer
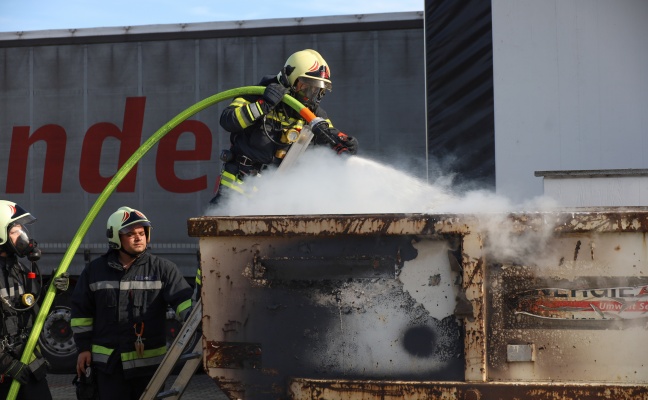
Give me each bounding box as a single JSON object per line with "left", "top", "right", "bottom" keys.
{"left": 0, "top": 12, "right": 425, "bottom": 372}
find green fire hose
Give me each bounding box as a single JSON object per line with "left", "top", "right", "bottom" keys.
{"left": 8, "top": 86, "right": 314, "bottom": 398}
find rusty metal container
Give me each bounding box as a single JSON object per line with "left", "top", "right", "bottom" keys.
{"left": 187, "top": 210, "right": 648, "bottom": 399}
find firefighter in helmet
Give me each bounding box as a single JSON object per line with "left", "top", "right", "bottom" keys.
{"left": 70, "top": 206, "right": 193, "bottom": 399}
{"left": 0, "top": 200, "right": 66, "bottom": 399}
{"left": 210, "top": 48, "right": 359, "bottom": 205}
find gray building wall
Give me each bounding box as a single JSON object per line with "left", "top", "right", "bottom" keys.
{"left": 492, "top": 0, "right": 648, "bottom": 203}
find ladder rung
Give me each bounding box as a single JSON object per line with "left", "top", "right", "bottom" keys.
{"left": 140, "top": 299, "right": 204, "bottom": 400}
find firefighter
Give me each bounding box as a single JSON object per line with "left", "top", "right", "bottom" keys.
{"left": 209, "top": 48, "right": 359, "bottom": 205}
{"left": 70, "top": 206, "right": 193, "bottom": 400}
{"left": 0, "top": 200, "right": 67, "bottom": 399}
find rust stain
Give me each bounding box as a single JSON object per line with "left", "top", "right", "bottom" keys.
{"left": 205, "top": 340, "right": 262, "bottom": 370}
{"left": 288, "top": 379, "right": 648, "bottom": 399}
{"left": 194, "top": 210, "right": 648, "bottom": 398}
{"left": 189, "top": 211, "right": 648, "bottom": 240}
{"left": 211, "top": 376, "right": 245, "bottom": 400}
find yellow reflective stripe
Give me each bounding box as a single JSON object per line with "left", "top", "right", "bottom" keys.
{"left": 91, "top": 345, "right": 114, "bottom": 365}
{"left": 279, "top": 119, "right": 305, "bottom": 130}
{"left": 71, "top": 317, "right": 93, "bottom": 327}
{"left": 71, "top": 318, "right": 94, "bottom": 334}
{"left": 221, "top": 171, "right": 246, "bottom": 194}
{"left": 221, "top": 180, "right": 246, "bottom": 194}
{"left": 222, "top": 171, "right": 242, "bottom": 184}
{"left": 121, "top": 345, "right": 167, "bottom": 370}
{"left": 230, "top": 98, "right": 248, "bottom": 107}
{"left": 176, "top": 299, "right": 192, "bottom": 316}
{"left": 243, "top": 104, "right": 255, "bottom": 121}
{"left": 249, "top": 102, "right": 263, "bottom": 119}
{"left": 229, "top": 95, "right": 266, "bottom": 128}
{"left": 195, "top": 267, "right": 202, "bottom": 285}
{"left": 72, "top": 325, "right": 92, "bottom": 334}
{"left": 92, "top": 344, "right": 114, "bottom": 356}
{"left": 234, "top": 106, "right": 250, "bottom": 127}
{"left": 220, "top": 171, "right": 257, "bottom": 196}
{"left": 123, "top": 354, "right": 166, "bottom": 370}
{"left": 121, "top": 345, "right": 166, "bottom": 361}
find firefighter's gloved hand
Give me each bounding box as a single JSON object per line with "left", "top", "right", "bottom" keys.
{"left": 54, "top": 273, "right": 69, "bottom": 292}
{"left": 28, "top": 355, "right": 47, "bottom": 382}
{"left": 310, "top": 117, "right": 336, "bottom": 145}
{"left": 5, "top": 359, "right": 30, "bottom": 385}
{"left": 262, "top": 83, "right": 289, "bottom": 109}
{"left": 337, "top": 133, "right": 358, "bottom": 155}
{"left": 346, "top": 135, "right": 359, "bottom": 154}
{"left": 278, "top": 67, "right": 291, "bottom": 88}
{"left": 72, "top": 365, "right": 98, "bottom": 400}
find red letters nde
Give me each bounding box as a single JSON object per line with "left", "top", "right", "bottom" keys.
{"left": 6, "top": 97, "right": 212, "bottom": 194}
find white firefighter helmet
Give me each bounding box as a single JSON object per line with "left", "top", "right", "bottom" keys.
{"left": 0, "top": 200, "right": 37, "bottom": 257}
{"left": 106, "top": 206, "right": 151, "bottom": 250}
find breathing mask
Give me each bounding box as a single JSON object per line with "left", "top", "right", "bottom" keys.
{"left": 8, "top": 224, "right": 41, "bottom": 261}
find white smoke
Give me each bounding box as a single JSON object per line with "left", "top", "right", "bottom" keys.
{"left": 205, "top": 147, "right": 560, "bottom": 261}
{"left": 205, "top": 147, "right": 558, "bottom": 217}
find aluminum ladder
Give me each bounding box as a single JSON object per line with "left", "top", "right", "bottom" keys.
{"left": 140, "top": 298, "right": 203, "bottom": 400}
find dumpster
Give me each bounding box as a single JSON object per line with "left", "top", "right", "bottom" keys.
{"left": 187, "top": 210, "right": 648, "bottom": 399}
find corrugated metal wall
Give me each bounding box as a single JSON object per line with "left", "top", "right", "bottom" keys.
{"left": 425, "top": 0, "right": 495, "bottom": 190}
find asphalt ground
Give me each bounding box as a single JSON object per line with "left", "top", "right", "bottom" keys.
{"left": 47, "top": 371, "right": 230, "bottom": 400}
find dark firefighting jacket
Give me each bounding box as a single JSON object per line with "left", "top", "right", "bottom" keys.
{"left": 70, "top": 250, "right": 192, "bottom": 378}
{"left": 0, "top": 256, "right": 48, "bottom": 380}
{"left": 220, "top": 75, "right": 339, "bottom": 168}
{"left": 216, "top": 75, "right": 339, "bottom": 198}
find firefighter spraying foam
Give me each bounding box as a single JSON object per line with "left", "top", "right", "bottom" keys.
{"left": 210, "top": 49, "right": 359, "bottom": 206}
{"left": 207, "top": 147, "right": 455, "bottom": 217}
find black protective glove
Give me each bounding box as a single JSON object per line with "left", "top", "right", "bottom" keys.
{"left": 310, "top": 117, "right": 336, "bottom": 145}
{"left": 310, "top": 118, "right": 358, "bottom": 155}
{"left": 5, "top": 359, "right": 31, "bottom": 385}
{"left": 336, "top": 133, "right": 358, "bottom": 155}
{"left": 262, "top": 83, "right": 289, "bottom": 109}
{"left": 53, "top": 272, "right": 69, "bottom": 292}
{"left": 28, "top": 355, "right": 47, "bottom": 382}
{"left": 72, "top": 365, "right": 98, "bottom": 400}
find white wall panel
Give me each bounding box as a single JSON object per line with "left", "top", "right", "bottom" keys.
{"left": 493, "top": 0, "right": 648, "bottom": 202}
